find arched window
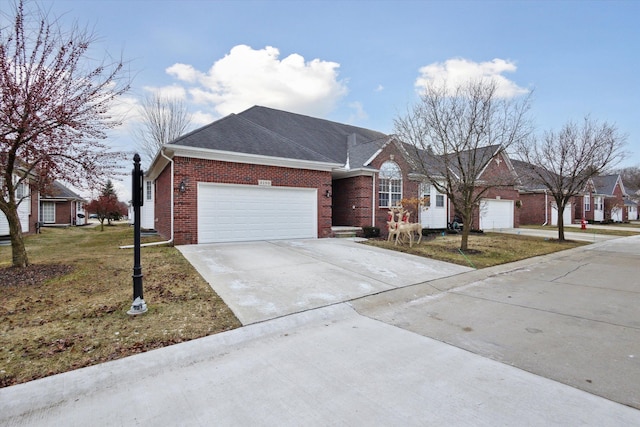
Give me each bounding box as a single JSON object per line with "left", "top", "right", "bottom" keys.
{"left": 378, "top": 161, "right": 402, "bottom": 207}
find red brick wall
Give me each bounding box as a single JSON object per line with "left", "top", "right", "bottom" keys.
{"left": 54, "top": 201, "right": 72, "bottom": 225}
{"left": 518, "top": 193, "right": 546, "bottom": 225}
{"left": 27, "top": 187, "right": 39, "bottom": 234}
{"left": 607, "top": 181, "right": 627, "bottom": 221}
{"left": 332, "top": 175, "right": 374, "bottom": 227}
{"left": 155, "top": 164, "right": 173, "bottom": 242}
{"left": 156, "top": 157, "right": 332, "bottom": 245}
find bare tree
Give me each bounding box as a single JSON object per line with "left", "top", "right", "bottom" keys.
{"left": 617, "top": 166, "right": 640, "bottom": 191}
{"left": 516, "top": 117, "right": 626, "bottom": 241}
{"left": 134, "top": 93, "right": 192, "bottom": 164}
{"left": 0, "top": 0, "right": 129, "bottom": 267}
{"left": 394, "top": 79, "right": 532, "bottom": 251}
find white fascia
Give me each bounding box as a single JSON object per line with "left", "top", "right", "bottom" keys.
{"left": 164, "top": 144, "right": 341, "bottom": 172}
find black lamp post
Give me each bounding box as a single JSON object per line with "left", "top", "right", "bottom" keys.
{"left": 128, "top": 153, "right": 147, "bottom": 315}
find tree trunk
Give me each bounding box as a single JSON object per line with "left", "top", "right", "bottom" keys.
{"left": 460, "top": 226, "right": 470, "bottom": 251}
{"left": 5, "top": 205, "right": 29, "bottom": 267}
{"left": 557, "top": 206, "right": 565, "bottom": 242}
{"left": 460, "top": 214, "right": 472, "bottom": 251}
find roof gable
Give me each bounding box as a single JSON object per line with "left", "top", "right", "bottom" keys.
{"left": 592, "top": 174, "right": 623, "bottom": 196}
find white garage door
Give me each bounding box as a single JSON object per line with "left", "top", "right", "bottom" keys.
{"left": 479, "top": 199, "right": 514, "bottom": 230}
{"left": 551, "top": 202, "right": 572, "bottom": 226}
{"left": 197, "top": 183, "right": 317, "bottom": 243}
{"left": 611, "top": 207, "right": 623, "bottom": 222}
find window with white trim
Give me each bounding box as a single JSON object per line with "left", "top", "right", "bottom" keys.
{"left": 378, "top": 161, "right": 402, "bottom": 207}
{"left": 435, "top": 194, "right": 445, "bottom": 208}
{"left": 41, "top": 202, "right": 55, "bottom": 223}
{"left": 594, "top": 196, "right": 603, "bottom": 211}
{"left": 584, "top": 194, "right": 590, "bottom": 212}
{"left": 146, "top": 181, "right": 152, "bottom": 201}
{"left": 16, "top": 181, "right": 28, "bottom": 199}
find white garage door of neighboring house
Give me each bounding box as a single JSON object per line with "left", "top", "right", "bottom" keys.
{"left": 479, "top": 199, "right": 514, "bottom": 230}
{"left": 551, "top": 202, "right": 572, "bottom": 226}
{"left": 198, "top": 183, "right": 317, "bottom": 243}
{"left": 0, "top": 200, "right": 30, "bottom": 235}
{"left": 611, "top": 207, "right": 623, "bottom": 222}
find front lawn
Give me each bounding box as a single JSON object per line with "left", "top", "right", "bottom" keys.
{"left": 0, "top": 224, "right": 241, "bottom": 387}
{"left": 363, "top": 232, "right": 586, "bottom": 269}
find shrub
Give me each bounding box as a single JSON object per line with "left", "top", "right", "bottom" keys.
{"left": 362, "top": 226, "right": 380, "bottom": 238}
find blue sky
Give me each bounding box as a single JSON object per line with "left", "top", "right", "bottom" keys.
{"left": 40, "top": 0, "right": 639, "bottom": 197}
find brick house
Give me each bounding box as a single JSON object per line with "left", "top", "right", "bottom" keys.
{"left": 145, "top": 106, "right": 522, "bottom": 245}
{"left": 39, "top": 181, "right": 88, "bottom": 227}
{"left": 576, "top": 174, "right": 627, "bottom": 223}
{"left": 512, "top": 160, "right": 576, "bottom": 226}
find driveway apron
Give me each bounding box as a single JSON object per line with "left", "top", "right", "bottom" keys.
{"left": 178, "top": 238, "right": 472, "bottom": 325}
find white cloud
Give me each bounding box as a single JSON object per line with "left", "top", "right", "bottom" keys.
{"left": 416, "top": 58, "right": 529, "bottom": 98}
{"left": 142, "top": 84, "right": 189, "bottom": 100}
{"left": 191, "top": 110, "right": 217, "bottom": 127}
{"left": 348, "top": 101, "right": 368, "bottom": 122}
{"left": 375, "top": 84, "right": 384, "bottom": 92}
{"left": 166, "top": 44, "right": 348, "bottom": 117}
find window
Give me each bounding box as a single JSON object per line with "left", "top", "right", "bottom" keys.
{"left": 594, "top": 196, "right": 603, "bottom": 211}
{"left": 435, "top": 194, "right": 444, "bottom": 207}
{"left": 41, "top": 202, "right": 55, "bottom": 223}
{"left": 16, "top": 181, "right": 28, "bottom": 199}
{"left": 146, "top": 181, "right": 152, "bottom": 201}
{"left": 378, "top": 161, "right": 402, "bottom": 207}
{"left": 584, "top": 194, "right": 590, "bottom": 212}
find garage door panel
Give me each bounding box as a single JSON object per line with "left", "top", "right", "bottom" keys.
{"left": 198, "top": 183, "right": 317, "bottom": 243}
{"left": 480, "top": 199, "right": 514, "bottom": 230}
{"left": 551, "top": 203, "right": 572, "bottom": 226}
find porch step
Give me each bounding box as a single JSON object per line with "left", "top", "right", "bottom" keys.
{"left": 334, "top": 231, "right": 357, "bottom": 238}
{"left": 331, "top": 226, "right": 362, "bottom": 238}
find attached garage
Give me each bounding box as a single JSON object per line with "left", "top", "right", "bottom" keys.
{"left": 551, "top": 202, "right": 572, "bottom": 226}
{"left": 479, "top": 199, "right": 514, "bottom": 230}
{"left": 197, "top": 183, "right": 318, "bottom": 243}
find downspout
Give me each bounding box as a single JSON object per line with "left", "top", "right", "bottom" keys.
{"left": 120, "top": 149, "right": 174, "bottom": 249}
{"left": 542, "top": 190, "right": 548, "bottom": 226}
{"left": 372, "top": 175, "right": 376, "bottom": 226}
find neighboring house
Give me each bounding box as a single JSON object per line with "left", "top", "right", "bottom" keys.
{"left": 145, "top": 106, "right": 522, "bottom": 245}
{"left": 128, "top": 179, "right": 156, "bottom": 230}
{"left": 39, "top": 181, "right": 87, "bottom": 226}
{"left": 512, "top": 159, "right": 576, "bottom": 226}
{"left": 625, "top": 199, "right": 638, "bottom": 221}
{"left": 577, "top": 175, "right": 627, "bottom": 223}
{"left": 623, "top": 184, "right": 639, "bottom": 221}
{"left": 0, "top": 174, "right": 38, "bottom": 236}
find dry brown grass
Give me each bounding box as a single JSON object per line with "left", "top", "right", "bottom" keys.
{"left": 0, "top": 224, "right": 240, "bottom": 387}
{"left": 363, "top": 232, "right": 586, "bottom": 269}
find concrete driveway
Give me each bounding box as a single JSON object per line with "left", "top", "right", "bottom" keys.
{"left": 178, "top": 238, "right": 472, "bottom": 324}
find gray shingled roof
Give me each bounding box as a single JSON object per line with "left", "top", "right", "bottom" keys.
{"left": 171, "top": 106, "right": 389, "bottom": 168}
{"left": 41, "top": 181, "right": 83, "bottom": 200}
{"left": 592, "top": 175, "right": 621, "bottom": 196}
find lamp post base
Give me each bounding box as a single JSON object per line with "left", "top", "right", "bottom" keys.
{"left": 127, "top": 297, "right": 148, "bottom": 315}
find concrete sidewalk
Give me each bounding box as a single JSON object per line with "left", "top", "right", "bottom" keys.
{"left": 2, "top": 304, "right": 639, "bottom": 426}
{"left": 489, "top": 227, "right": 622, "bottom": 242}
{"left": 353, "top": 235, "right": 640, "bottom": 409}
